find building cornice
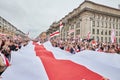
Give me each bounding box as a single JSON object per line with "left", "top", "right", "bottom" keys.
{"left": 84, "top": 7, "right": 120, "bottom": 18}
{"left": 81, "top": 0, "right": 120, "bottom": 11}
{"left": 64, "top": 0, "right": 120, "bottom": 21}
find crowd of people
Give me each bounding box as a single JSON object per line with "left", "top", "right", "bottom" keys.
{"left": 0, "top": 34, "right": 118, "bottom": 80}
{"left": 50, "top": 38, "right": 120, "bottom": 54}
{"left": 0, "top": 35, "right": 29, "bottom": 75}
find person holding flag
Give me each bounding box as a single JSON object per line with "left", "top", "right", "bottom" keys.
{"left": 59, "top": 21, "right": 63, "bottom": 32}
{"left": 87, "top": 32, "right": 91, "bottom": 40}
{"left": 111, "top": 29, "right": 116, "bottom": 43}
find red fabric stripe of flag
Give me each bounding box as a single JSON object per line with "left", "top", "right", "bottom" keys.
{"left": 34, "top": 43, "right": 104, "bottom": 80}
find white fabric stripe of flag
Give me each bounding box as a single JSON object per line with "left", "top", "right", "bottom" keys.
{"left": 1, "top": 41, "right": 48, "bottom": 80}
{"left": 43, "top": 41, "right": 120, "bottom": 80}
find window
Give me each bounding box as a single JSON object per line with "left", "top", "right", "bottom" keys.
{"left": 96, "top": 36, "right": 99, "bottom": 42}
{"left": 98, "top": 15, "right": 100, "bottom": 19}
{"left": 97, "top": 29, "right": 99, "bottom": 34}
{"left": 110, "top": 17, "right": 111, "bottom": 21}
{"left": 106, "top": 16, "right": 108, "bottom": 20}
{"left": 116, "top": 31, "right": 118, "bottom": 36}
{"left": 116, "top": 18, "right": 118, "bottom": 22}
{"left": 113, "top": 18, "right": 115, "bottom": 22}
{"left": 101, "top": 21, "right": 103, "bottom": 28}
{"left": 71, "top": 25, "right": 74, "bottom": 29}
{"left": 92, "top": 21, "right": 95, "bottom": 27}
{"left": 105, "top": 22, "right": 107, "bottom": 28}
{"left": 76, "top": 22, "right": 80, "bottom": 28}
{"left": 109, "top": 23, "right": 111, "bottom": 28}
{"left": 92, "top": 29, "right": 95, "bottom": 34}
{"left": 71, "top": 32, "right": 74, "bottom": 37}
{"left": 116, "top": 38, "right": 118, "bottom": 43}
{"left": 97, "top": 21, "right": 99, "bottom": 27}
{"left": 116, "top": 24, "right": 118, "bottom": 29}
{"left": 76, "top": 29, "right": 80, "bottom": 35}
{"left": 105, "top": 37, "right": 107, "bottom": 42}
{"left": 105, "top": 30, "right": 107, "bottom": 35}
{"left": 101, "top": 37, "right": 103, "bottom": 42}
{"left": 113, "top": 23, "right": 115, "bottom": 28}
{"left": 93, "top": 36, "right": 95, "bottom": 39}
{"left": 101, "top": 30, "right": 103, "bottom": 35}
{"left": 93, "top": 14, "right": 95, "bottom": 18}
{"left": 109, "top": 37, "right": 111, "bottom": 42}
{"left": 109, "top": 30, "right": 111, "bottom": 35}
{"left": 102, "top": 16, "right": 104, "bottom": 20}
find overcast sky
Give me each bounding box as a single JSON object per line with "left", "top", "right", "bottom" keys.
{"left": 0, "top": 0, "right": 119, "bottom": 38}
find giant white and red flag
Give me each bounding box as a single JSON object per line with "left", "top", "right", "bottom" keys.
{"left": 1, "top": 41, "right": 120, "bottom": 80}
{"left": 111, "top": 29, "right": 116, "bottom": 43}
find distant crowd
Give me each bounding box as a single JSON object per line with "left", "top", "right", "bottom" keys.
{"left": 50, "top": 38, "right": 120, "bottom": 54}
{"left": 0, "top": 35, "right": 29, "bottom": 75}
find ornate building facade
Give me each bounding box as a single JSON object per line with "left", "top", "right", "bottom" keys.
{"left": 47, "top": 0, "right": 120, "bottom": 43}
{"left": 0, "top": 16, "right": 25, "bottom": 37}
